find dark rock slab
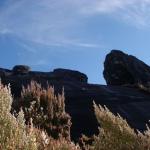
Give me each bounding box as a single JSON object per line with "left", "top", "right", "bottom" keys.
{"left": 103, "top": 50, "right": 150, "bottom": 87}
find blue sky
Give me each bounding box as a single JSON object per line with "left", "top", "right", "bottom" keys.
{"left": 0, "top": 0, "right": 150, "bottom": 84}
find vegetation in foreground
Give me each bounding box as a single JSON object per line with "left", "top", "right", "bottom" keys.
{"left": 1, "top": 81, "right": 150, "bottom": 150}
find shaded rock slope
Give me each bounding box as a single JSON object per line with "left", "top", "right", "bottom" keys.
{"left": 1, "top": 50, "right": 150, "bottom": 141}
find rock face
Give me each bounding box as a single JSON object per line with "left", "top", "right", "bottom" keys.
{"left": 103, "top": 50, "right": 150, "bottom": 87}
{"left": 53, "top": 68, "right": 88, "bottom": 83}
{"left": 1, "top": 51, "right": 150, "bottom": 141}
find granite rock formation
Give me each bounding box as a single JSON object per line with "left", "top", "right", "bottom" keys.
{"left": 103, "top": 50, "right": 150, "bottom": 87}
{"left": 1, "top": 50, "right": 150, "bottom": 142}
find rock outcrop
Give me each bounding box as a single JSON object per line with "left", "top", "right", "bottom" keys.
{"left": 12, "top": 65, "right": 31, "bottom": 75}
{"left": 103, "top": 50, "right": 150, "bottom": 87}
{"left": 1, "top": 50, "right": 150, "bottom": 141}
{"left": 52, "top": 68, "right": 88, "bottom": 83}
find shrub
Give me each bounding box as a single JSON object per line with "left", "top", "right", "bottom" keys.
{"left": 90, "top": 102, "right": 150, "bottom": 150}
{"left": 20, "top": 81, "right": 71, "bottom": 140}
{"left": 0, "top": 82, "right": 37, "bottom": 150}
{"left": 30, "top": 127, "right": 81, "bottom": 150}
{"left": 0, "top": 81, "right": 80, "bottom": 150}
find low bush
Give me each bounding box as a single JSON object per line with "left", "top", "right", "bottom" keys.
{"left": 0, "top": 81, "right": 80, "bottom": 150}
{"left": 0, "top": 82, "right": 37, "bottom": 150}
{"left": 90, "top": 102, "right": 150, "bottom": 150}
{"left": 21, "top": 81, "right": 71, "bottom": 140}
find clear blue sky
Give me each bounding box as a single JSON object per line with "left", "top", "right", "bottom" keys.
{"left": 0, "top": 0, "right": 150, "bottom": 84}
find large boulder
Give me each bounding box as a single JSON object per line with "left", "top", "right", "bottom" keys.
{"left": 103, "top": 50, "right": 150, "bottom": 87}
{"left": 53, "top": 68, "right": 88, "bottom": 83}
{"left": 12, "top": 65, "right": 31, "bottom": 75}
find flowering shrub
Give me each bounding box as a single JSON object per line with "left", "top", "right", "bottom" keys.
{"left": 20, "top": 81, "right": 71, "bottom": 140}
